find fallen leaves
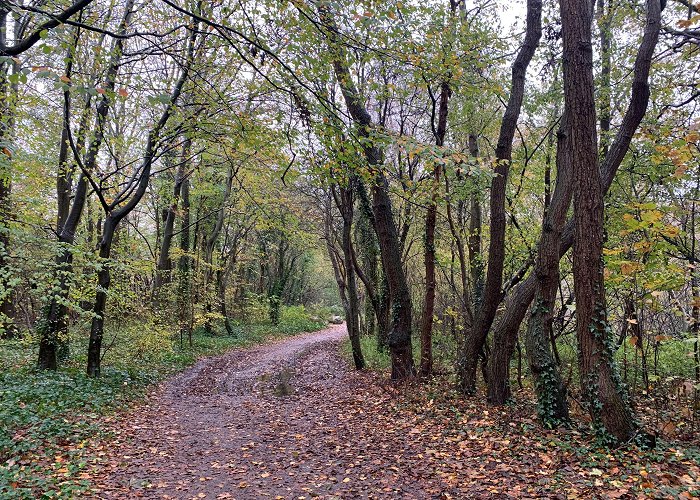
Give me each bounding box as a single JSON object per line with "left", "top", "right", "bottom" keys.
{"left": 29, "top": 326, "right": 700, "bottom": 499}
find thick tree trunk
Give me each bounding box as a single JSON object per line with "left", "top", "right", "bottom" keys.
{"left": 319, "top": 4, "right": 414, "bottom": 379}
{"left": 561, "top": 0, "right": 635, "bottom": 442}
{"left": 485, "top": 0, "right": 661, "bottom": 402}
{"left": 457, "top": 0, "right": 542, "bottom": 394}
{"left": 521, "top": 114, "right": 571, "bottom": 424}
{"left": 372, "top": 178, "right": 415, "bottom": 379}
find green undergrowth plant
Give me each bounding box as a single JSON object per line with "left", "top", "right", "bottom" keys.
{"left": 342, "top": 330, "right": 457, "bottom": 373}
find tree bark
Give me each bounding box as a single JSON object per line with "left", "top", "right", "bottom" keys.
{"left": 0, "top": 10, "right": 16, "bottom": 337}
{"left": 155, "top": 137, "right": 192, "bottom": 291}
{"left": 421, "top": 81, "right": 450, "bottom": 378}
{"left": 38, "top": 0, "right": 135, "bottom": 370}
{"left": 336, "top": 182, "right": 366, "bottom": 369}
{"left": 457, "top": 0, "right": 542, "bottom": 394}
{"left": 561, "top": 0, "right": 636, "bottom": 442}
{"left": 521, "top": 113, "right": 571, "bottom": 424}
{"left": 319, "top": 4, "right": 415, "bottom": 379}
{"left": 86, "top": 20, "right": 195, "bottom": 376}
{"left": 486, "top": 0, "right": 661, "bottom": 403}
{"left": 178, "top": 174, "right": 192, "bottom": 344}
{"left": 354, "top": 180, "right": 389, "bottom": 350}
{"left": 203, "top": 164, "right": 235, "bottom": 332}
{"left": 467, "top": 134, "right": 483, "bottom": 307}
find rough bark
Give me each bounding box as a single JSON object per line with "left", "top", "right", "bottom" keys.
{"left": 488, "top": 113, "right": 571, "bottom": 411}
{"left": 521, "top": 113, "right": 572, "bottom": 423}
{"left": 486, "top": 0, "right": 661, "bottom": 402}
{"left": 319, "top": 4, "right": 414, "bottom": 379}
{"left": 457, "top": 0, "right": 542, "bottom": 394}
{"left": 354, "top": 180, "right": 390, "bottom": 350}
{"left": 561, "top": 0, "right": 636, "bottom": 442}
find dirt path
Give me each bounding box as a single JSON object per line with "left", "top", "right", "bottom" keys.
{"left": 93, "top": 324, "right": 437, "bottom": 499}
{"left": 90, "top": 324, "right": 700, "bottom": 499}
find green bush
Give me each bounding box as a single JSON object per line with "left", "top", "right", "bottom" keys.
{"left": 275, "top": 305, "right": 326, "bottom": 334}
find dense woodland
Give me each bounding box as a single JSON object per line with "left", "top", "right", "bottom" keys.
{"left": 1, "top": 0, "right": 700, "bottom": 495}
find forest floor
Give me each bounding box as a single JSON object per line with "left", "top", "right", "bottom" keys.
{"left": 87, "top": 324, "right": 700, "bottom": 499}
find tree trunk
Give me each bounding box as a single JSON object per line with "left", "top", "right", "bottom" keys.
{"left": 203, "top": 165, "right": 234, "bottom": 333}
{"left": 356, "top": 200, "right": 378, "bottom": 338}
{"left": 339, "top": 183, "right": 366, "bottom": 369}
{"left": 355, "top": 180, "right": 389, "bottom": 351}
{"left": 86, "top": 216, "right": 115, "bottom": 377}
{"left": 485, "top": 0, "right": 661, "bottom": 402}
{"left": 467, "top": 134, "right": 483, "bottom": 307}
{"left": 319, "top": 4, "right": 414, "bottom": 379}
{"left": 155, "top": 137, "right": 191, "bottom": 292}
{"left": 521, "top": 113, "right": 571, "bottom": 424}
{"left": 561, "top": 0, "right": 635, "bottom": 442}
{"left": 371, "top": 177, "right": 415, "bottom": 379}
{"left": 457, "top": 0, "right": 542, "bottom": 394}
{"left": 0, "top": 11, "right": 16, "bottom": 337}
{"left": 178, "top": 174, "right": 192, "bottom": 344}
{"left": 85, "top": 17, "right": 195, "bottom": 375}
{"left": 38, "top": 0, "right": 135, "bottom": 370}
{"left": 421, "top": 81, "right": 450, "bottom": 378}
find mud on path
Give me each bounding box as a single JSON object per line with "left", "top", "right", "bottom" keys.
{"left": 93, "top": 324, "right": 439, "bottom": 499}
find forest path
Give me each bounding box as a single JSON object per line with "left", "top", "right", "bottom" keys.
{"left": 93, "top": 324, "right": 438, "bottom": 499}
{"left": 89, "top": 325, "right": 700, "bottom": 499}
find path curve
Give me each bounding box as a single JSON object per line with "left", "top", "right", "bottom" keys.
{"left": 93, "top": 323, "right": 433, "bottom": 499}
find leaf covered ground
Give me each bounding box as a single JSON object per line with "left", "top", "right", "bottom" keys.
{"left": 0, "top": 311, "right": 326, "bottom": 498}
{"left": 67, "top": 325, "right": 700, "bottom": 499}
